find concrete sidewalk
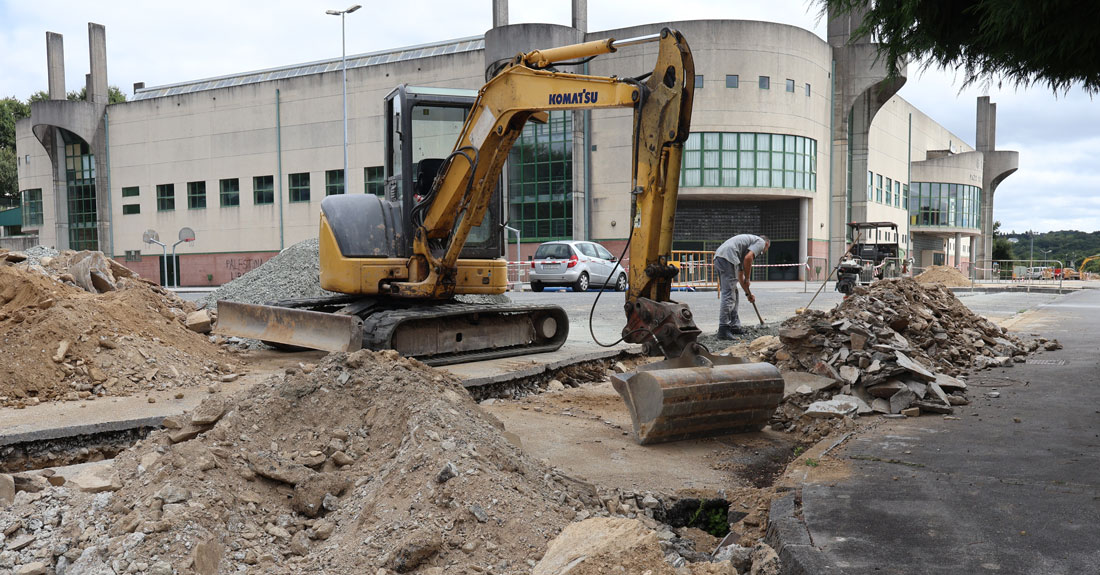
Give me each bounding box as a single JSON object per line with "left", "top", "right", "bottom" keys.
{"left": 767, "top": 288, "right": 1100, "bottom": 573}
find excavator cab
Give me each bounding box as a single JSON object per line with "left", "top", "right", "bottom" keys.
{"left": 382, "top": 86, "right": 502, "bottom": 260}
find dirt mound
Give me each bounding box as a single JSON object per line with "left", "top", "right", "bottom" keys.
{"left": 0, "top": 261, "right": 236, "bottom": 407}
{"left": 914, "top": 265, "right": 971, "bottom": 287}
{"left": 54, "top": 350, "right": 599, "bottom": 573}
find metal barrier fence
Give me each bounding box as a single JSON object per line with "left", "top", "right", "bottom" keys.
{"left": 970, "top": 259, "right": 1064, "bottom": 291}
{"left": 505, "top": 251, "right": 845, "bottom": 292}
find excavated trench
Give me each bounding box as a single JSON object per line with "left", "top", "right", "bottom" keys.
{"left": 0, "top": 426, "right": 156, "bottom": 473}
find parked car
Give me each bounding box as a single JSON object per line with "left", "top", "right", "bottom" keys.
{"left": 529, "top": 240, "right": 626, "bottom": 292}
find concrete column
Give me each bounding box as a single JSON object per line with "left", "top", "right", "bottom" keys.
{"left": 46, "top": 32, "right": 65, "bottom": 100}
{"left": 572, "top": 110, "right": 586, "bottom": 240}
{"left": 799, "top": 198, "right": 809, "bottom": 280}
{"left": 969, "top": 236, "right": 978, "bottom": 278}
{"left": 52, "top": 137, "right": 70, "bottom": 250}
{"left": 571, "top": 0, "right": 587, "bottom": 33}
{"left": 87, "top": 23, "right": 108, "bottom": 104}
{"left": 492, "top": 0, "right": 508, "bottom": 29}
{"left": 953, "top": 232, "right": 962, "bottom": 267}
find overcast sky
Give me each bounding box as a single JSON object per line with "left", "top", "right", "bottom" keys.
{"left": 1, "top": 0, "right": 1096, "bottom": 234}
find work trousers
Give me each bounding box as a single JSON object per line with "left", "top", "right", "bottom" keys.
{"left": 714, "top": 256, "right": 742, "bottom": 329}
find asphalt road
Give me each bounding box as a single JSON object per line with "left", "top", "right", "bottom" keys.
{"left": 769, "top": 287, "right": 1100, "bottom": 574}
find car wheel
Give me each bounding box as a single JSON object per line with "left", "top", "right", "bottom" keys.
{"left": 531, "top": 282, "right": 544, "bottom": 292}
{"left": 615, "top": 273, "right": 627, "bottom": 292}
{"left": 572, "top": 272, "right": 589, "bottom": 292}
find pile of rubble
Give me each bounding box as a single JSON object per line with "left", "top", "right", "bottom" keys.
{"left": 914, "top": 265, "right": 971, "bottom": 287}
{"left": 761, "top": 278, "right": 1051, "bottom": 428}
{"left": 0, "top": 249, "right": 237, "bottom": 407}
{"left": 0, "top": 350, "right": 779, "bottom": 574}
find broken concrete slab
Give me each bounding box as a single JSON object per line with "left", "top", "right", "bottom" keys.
{"left": 866, "top": 380, "right": 906, "bottom": 398}
{"left": 895, "top": 351, "right": 936, "bottom": 381}
{"left": 888, "top": 387, "right": 917, "bottom": 415}
{"left": 781, "top": 371, "right": 841, "bottom": 398}
{"left": 185, "top": 309, "right": 214, "bottom": 334}
{"left": 70, "top": 464, "right": 121, "bottom": 493}
{"left": 934, "top": 372, "right": 967, "bottom": 392}
{"left": 804, "top": 397, "right": 860, "bottom": 418}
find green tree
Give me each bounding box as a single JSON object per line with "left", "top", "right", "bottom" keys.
{"left": 822, "top": 0, "right": 1100, "bottom": 94}
{"left": 991, "top": 221, "right": 1015, "bottom": 261}
{"left": 0, "top": 97, "right": 31, "bottom": 207}
{"left": 66, "top": 85, "right": 128, "bottom": 104}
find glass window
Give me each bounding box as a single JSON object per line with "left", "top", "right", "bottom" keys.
{"left": 595, "top": 244, "right": 613, "bottom": 260}
{"left": 187, "top": 181, "right": 206, "bottom": 209}
{"left": 506, "top": 111, "right": 573, "bottom": 241}
{"left": 694, "top": 75, "right": 704, "bottom": 89}
{"left": 156, "top": 184, "right": 175, "bottom": 211}
{"left": 785, "top": 79, "right": 795, "bottom": 92}
{"left": 805, "top": 83, "right": 811, "bottom": 97}
{"left": 725, "top": 75, "right": 738, "bottom": 88}
{"left": 894, "top": 181, "right": 901, "bottom": 207}
{"left": 122, "top": 204, "right": 140, "bottom": 215}
{"left": 759, "top": 76, "right": 770, "bottom": 90}
{"left": 121, "top": 186, "right": 139, "bottom": 198}
{"left": 326, "top": 169, "right": 345, "bottom": 196}
{"left": 220, "top": 178, "right": 240, "bottom": 207}
{"left": 678, "top": 131, "right": 817, "bottom": 191}
{"left": 365, "top": 166, "right": 384, "bottom": 196}
{"left": 289, "top": 173, "right": 310, "bottom": 203}
{"left": 577, "top": 243, "right": 597, "bottom": 257}
{"left": 62, "top": 134, "right": 98, "bottom": 250}
{"left": 21, "top": 189, "right": 43, "bottom": 227}
{"left": 885, "top": 177, "right": 892, "bottom": 204}
{"left": 253, "top": 175, "right": 274, "bottom": 205}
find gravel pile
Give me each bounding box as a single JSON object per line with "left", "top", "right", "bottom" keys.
{"left": 202, "top": 238, "right": 509, "bottom": 310}
{"left": 19, "top": 245, "right": 60, "bottom": 267}
{"left": 201, "top": 239, "right": 333, "bottom": 309}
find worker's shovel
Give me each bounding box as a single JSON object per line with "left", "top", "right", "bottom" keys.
{"left": 751, "top": 300, "right": 765, "bottom": 326}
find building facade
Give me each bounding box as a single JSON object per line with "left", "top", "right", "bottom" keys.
{"left": 15, "top": 6, "right": 1017, "bottom": 286}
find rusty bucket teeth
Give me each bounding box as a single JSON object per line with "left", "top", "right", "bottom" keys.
{"left": 611, "top": 349, "right": 784, "bottom": 445}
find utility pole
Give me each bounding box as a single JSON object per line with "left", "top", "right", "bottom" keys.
{"left": 326, "top": 4, "right": 361, "bottom": 192}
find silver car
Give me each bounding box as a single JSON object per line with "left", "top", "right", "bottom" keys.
{"left": 529, "top": 240, "right": 627, "bottom": 292}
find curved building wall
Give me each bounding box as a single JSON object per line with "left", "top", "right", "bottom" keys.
{"left": 582, "top": 20, "right": 832, "bottom": 273}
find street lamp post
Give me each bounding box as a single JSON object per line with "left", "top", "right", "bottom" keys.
{"left": 326, "top": 4, "right": 361, "bottom": 191}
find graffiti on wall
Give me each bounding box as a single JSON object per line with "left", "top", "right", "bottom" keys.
{"left": 225, "top": 257, "right": 267, "bottom": 280}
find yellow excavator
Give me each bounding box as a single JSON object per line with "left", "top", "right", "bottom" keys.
{"left": 1063, "top": 255, "right": 1099, "bottom": 280}
{"left": 216, "top": 29, "right": 783, "bottom": 444}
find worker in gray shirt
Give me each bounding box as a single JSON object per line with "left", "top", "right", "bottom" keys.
{"left": 713, "top": 234, "right": 769, "bottom": 338}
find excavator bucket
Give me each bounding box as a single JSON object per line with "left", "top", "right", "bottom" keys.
{"left": 213, "top": 301, "right": 364, "bottom": 353}
{"left": 611, "top": 350, "right": 784, "bottom": 445}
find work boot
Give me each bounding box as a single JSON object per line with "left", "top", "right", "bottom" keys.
{"left": 716, "top": 325, "right": 744, "bottom": 340}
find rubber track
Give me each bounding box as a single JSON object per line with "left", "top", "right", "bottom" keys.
{"left": 361, "top": 302, "right": 570, "bottom": 366}
{"left": 268, "top": 296, "right": 569, "bottom": 366}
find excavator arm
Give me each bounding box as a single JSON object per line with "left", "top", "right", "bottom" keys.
{"left": 389, "top": 28, "right": 703, "bottom": 359}
{"left": 391, "top": 30, "right": 689, "bottom": 297}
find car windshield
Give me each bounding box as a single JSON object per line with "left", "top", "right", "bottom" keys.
{"left": 535, "top": 244, "right": 572, "bottom": 259}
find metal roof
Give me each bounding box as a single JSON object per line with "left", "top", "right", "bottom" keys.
{"left": 132, "top": 36, "right": 485, "bottom": 101}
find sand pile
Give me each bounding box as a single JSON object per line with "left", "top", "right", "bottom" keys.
{"left": 0, "top": 256, "right": 236, "bottom": 407}
{"left": 914, "top": 265, "right": 971, "bottom": 287}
